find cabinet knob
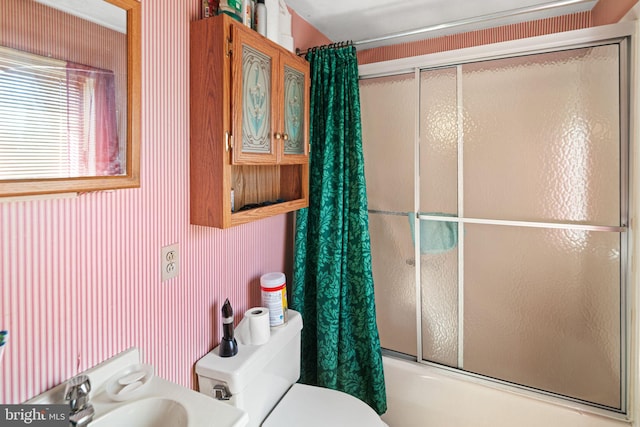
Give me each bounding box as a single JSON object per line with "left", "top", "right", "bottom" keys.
{"left": 274, "top": 132, "right": 282, "bottom": 140}
{"left": 283, "top": 133, "right": 289, "bottom": 141}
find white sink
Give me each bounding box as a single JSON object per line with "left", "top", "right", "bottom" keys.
{"left": 91, "top": 397, "right": 188, "bottom": 427}
{"left": 26, "top": 348, "right": 249, "bottom": 427}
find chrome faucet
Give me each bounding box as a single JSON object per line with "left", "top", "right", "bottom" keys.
{"left": 64, "top": 374, "right": 95, "bottom": 426}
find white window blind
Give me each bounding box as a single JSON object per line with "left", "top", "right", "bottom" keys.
{"left": 0, "top": 46, "right": 89, "bottom": 179}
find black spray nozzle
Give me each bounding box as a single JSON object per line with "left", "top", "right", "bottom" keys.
{"left": 219, "top": 298, "right": 238, "bottom": 357}
{"left": 222, "top": 298, "right": 233, "bottom": 318}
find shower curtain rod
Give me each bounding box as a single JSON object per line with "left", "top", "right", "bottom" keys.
{"left": 296, "top": 40, "right": 353, "bottom": 56}
{"left": 295, "top": 0, "right": 591, "bottom": 56}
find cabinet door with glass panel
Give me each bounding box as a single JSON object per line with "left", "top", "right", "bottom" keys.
{"left": 231, "top": 25, "right": 309, "bottom": 165}
{"left": 278, "top": 52, "right": 309, "bottom": 164}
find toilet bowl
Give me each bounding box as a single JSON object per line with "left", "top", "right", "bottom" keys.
{"left": 195, "top": 309, "right": 387, "bottom": 427}
{"left": 263, "top": 383, "right": 385, "bottom": 426}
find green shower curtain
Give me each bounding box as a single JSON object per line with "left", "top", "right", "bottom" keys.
{"left": 291, "top": 45, "right": 387, "bottom": 415}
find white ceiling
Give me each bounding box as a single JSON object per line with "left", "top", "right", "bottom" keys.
{"left": 34, "top": 0, "right": 126, "bottom": 33}
{"left": 285, "top": 0, "right": 598, "bottom": 49}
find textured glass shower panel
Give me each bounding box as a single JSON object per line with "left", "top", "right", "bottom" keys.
{"left": 420, "top": 219, "right": 459, "bottom": 367}
{"left": 360, "top": 74, "right": 416, "bottom": 213}
{"left": 420, "top": 67, "right": 458, "bottom": 215}
{"left": 369, "top": 213, "right": 417, "bottom": 356}
{"left": 462, "top": 45, "right": 620, "bottom": 225}
{"left": 242, "top": 45, "right": 272, "bottom": 154}
{"left": 283, "top": 65, "right": 305, "bottom": 155}
{"left": 464, "top": 223, "right": 621, "bottom": 409}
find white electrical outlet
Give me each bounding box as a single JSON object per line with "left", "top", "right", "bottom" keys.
{"left": 161, "top": 243, "right": 179, "bottom": 281}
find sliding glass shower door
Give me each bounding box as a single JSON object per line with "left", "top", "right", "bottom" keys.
{"left": 362, "top": 73, "right": 418, "bottom": 357}
{"left": 361, "top": 41, "right": 628, "bottom": 411}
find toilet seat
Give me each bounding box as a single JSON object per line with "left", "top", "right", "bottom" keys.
{"left": 262, "top": 383, "right": 386, "bottom": 427}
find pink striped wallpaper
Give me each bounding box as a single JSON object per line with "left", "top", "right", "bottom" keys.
{"left": 1, "top": 0, "right": 293, "bottom": 404}
{"left": 356, "top": 2, "right": 638, "bottom": 65}
{"left": 356, "top": 12, "right": 593, "bottom": 64}
{"left": 0, "top": 0, "right": 632, "bottom": 406}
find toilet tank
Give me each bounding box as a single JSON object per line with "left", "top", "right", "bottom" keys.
{"left": 196, "top": 309, "right": 302, "bottom": 427}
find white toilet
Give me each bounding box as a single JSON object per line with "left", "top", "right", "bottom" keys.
{"left": 196, "top": 309, "right": 387, "bottom": 427}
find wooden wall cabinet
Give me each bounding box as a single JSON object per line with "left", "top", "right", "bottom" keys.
{"left": 190, "top": 14, "right": 310, "bottom": 228}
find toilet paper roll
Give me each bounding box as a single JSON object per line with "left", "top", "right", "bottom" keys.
{"left": 235, "top": 307, "right": 271, "bottom": 345}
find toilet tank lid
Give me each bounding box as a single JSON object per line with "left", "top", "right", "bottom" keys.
{"left": 195, "top": 310, "right": 302, "bottom": 394}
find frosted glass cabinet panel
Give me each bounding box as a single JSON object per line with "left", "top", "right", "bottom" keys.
{"left": 283, "top": 65, "right": 305, "bottom": 155}
{"left": 278, "top": 52, "right": 310, "bottom": 164}
{"left": 464, "top": 224, "right": 621, "bottom": 409}
{"left": 462, "top": 45, "right": 620, "bottom": 226}
{"left": 241, "top": 45, "right": 274, "bottom": 157}
{"left": 232, "top": 26, "right": 309, "bottom": 166}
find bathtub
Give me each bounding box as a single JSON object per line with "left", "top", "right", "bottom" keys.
{"left": 380, "top": 356, "right": 633, "bottom": 427}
